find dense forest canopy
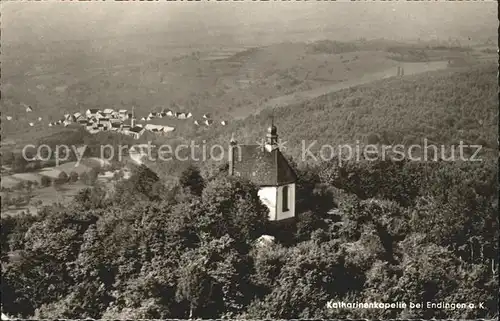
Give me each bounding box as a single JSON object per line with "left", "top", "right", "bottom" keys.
{"left": 2, "top": 155, "right": 498, "bottom": 318}
{"left": 1, "top": 63, "right": 498, "bottom": 318}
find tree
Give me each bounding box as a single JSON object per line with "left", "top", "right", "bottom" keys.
{"left": 366, "top": 133, "right": 380, "bottom": 145}
{"left": 69, "top": 171, "right": 78, "bottom": 183}
{"left": 87, "top": 168, "right": 99, "bottom": 186}
{"left": 112, "top": 165, "right": 161, "bottom": 205}
{"left": 79, "top": 172, "right": 89, "bottom": 184}
{"left": 200, "top": 176, "right": 269, "bottom": 243}
{"left": 295, "top": 210, "right": 325, "bottom": 242}
{"left": 1, "top": 151, "right": 15, "bottom": 165}
{"left": 12, "top": 153, "right": 28, "bottom": 173}
{"left": 128, "top": 165, "right": 160, "bottom": 199}
{"left": 74, "top": 186, "right": 109, "bottom": 210}
{"left": 54, "top": 171, "right": 69, "bottom": 186}
{"left": 179, "top": 165, "right": 205, "bottom": 197}
{"left": 245, "top": 239, "right": 351, "bottom": 319}
{"left": 113, "top": 170, "right": 124, "bottom": 181}
{"left": 176, "top": 235, "right": 253, "bottom": 318}
{"left": 176, "top": 256, "right": 212, "bottom": 318}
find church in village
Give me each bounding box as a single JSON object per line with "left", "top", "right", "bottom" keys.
{"left": 228, "top": 124, "right": 297, "bottom": 221}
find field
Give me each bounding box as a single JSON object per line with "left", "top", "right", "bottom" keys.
{"left": 0, "top": 158, "right": 115, "bottom": 217}
{"left": 0, "top": 183, "right": 88, "bottom": 217}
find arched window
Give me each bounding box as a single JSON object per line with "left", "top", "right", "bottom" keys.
{"left": 282, "top": 185, "right": 289, "bottom": 212}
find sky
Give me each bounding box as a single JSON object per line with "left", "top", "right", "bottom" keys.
{"left": 2, "top": 1, "right": 497, "bottom": 46}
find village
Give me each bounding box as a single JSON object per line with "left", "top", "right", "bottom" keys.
{"left": 5, "top": 105, "right": 227, "bottom": 140}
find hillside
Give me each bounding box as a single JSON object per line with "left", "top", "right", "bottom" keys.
{"left": 1, "top": 39, "right": 495, "bottom": 144}
{"left": 2, "top": 45, "right": 498, "bottom": 321}
{"left": 2, "top": 72, "right": 498, "bottom": 320}
{"left": 139, "top": 62, "right": 496, "bottom": 178}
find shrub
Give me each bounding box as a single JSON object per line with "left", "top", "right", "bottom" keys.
{"left": 40, "top": 176, "right": 51, "bottom": 187}
{"left": 54, "top": 171, "right": 69, "bottom": 185}
{"left": 11, "top": 153, "right": 28, "bottom": 173}
{"left": 80, "top": 172, "right": 89, "bottom": 184}
{"left": 88, "top": 168, "right": 99, "bottom": 185}
{"left": 69, "top": 171, "right": 79, "bottom": 183}
{"left": 1, "top": 151, "right": 15, "bottom": 165}
{"left": 366, "top": 133, "right": 380, "bottom": 145}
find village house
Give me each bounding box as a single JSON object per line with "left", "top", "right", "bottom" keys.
{"left": 228, "top": 124, "right": 297, "bottom": 221}
{"left": 163, "top": 126, "right": 175, "bottom": 133}
{"left": 144, "top": 124, "right": 163, "bottom": 132}
{"left": 111, "top": 123, "right": 121, "bottom": 131}
{"left": 118, "top": 110, "right": 128, "bottom": 121}
{"left": 98, "top": 118, "right": 111, "bottom": 130}
{"left": 85, "top": 109, "right": 101, "bottom": 118}
{"left": 125, "top": 126, "right": 146, "bottom": 140}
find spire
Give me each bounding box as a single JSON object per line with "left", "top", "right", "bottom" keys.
{"left": 265, "top": 114, "right": 278, "bottom": 151}
{"left": 229, "top": 133, "right": 237, "bottom": 176}
{"left": 230, "top": 132, "right": 237, "bottom": 146}
{"left": 131, "top": 106, "right": 136, "bottom": 127}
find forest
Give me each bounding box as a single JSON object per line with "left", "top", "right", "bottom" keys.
{"left": 1, "top": 152, "right": 498, "bottom": 318}
{"left": 1, "top": 63, "right": 498, "bottom": 319}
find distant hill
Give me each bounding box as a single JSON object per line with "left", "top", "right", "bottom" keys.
{"left": 208, "top": 63, "right": 497, "bottom": 146}
{"left": 143, "top": 62, "right": 497, "bottom": 180}
{"left": 2, "top": 38, "right": 494, "bottom": 144}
